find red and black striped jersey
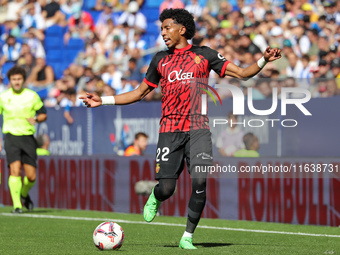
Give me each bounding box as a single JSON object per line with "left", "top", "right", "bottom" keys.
{"left": 143, "top": 44, "right": 230, "bottom": 133}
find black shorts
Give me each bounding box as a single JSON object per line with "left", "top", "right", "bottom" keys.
{"left": 4, "top": 133, "right": 38, "bottom": 167}
{"left": 155, "top": 129, "right": 213, "bottom": 180}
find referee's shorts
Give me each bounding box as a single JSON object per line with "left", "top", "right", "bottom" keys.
{"left": 4, "top": 133, "right": 38, "bottom": 167}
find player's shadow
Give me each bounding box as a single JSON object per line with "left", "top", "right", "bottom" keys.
{"left": 24, "top": 209, "right": 53, "bottom": 213}
{"left": 196, "top": 242, "right": 233, "bottom": 247}
{"left": 164, "top": 243, "right": 233, "bottom": 248}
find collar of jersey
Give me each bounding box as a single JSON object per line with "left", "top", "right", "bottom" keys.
{"left": 172, "top": 44, "right": 192, "bottom": 53}
{"left": 11, "top": 88, "right": 25, "bottom": 95}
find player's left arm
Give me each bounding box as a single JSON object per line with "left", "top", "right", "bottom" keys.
{"left": 34, "top": 95, "right": 47, "bottom": 123}
{"left": 224, "top": 47, "right": 281, "bottom": 80}
{"left": 35, "top": 111, "right": 47, "bottom": 123}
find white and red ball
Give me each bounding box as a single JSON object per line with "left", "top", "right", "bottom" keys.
{"left": 93, "top": 222, "right": 125, "bottom": 250}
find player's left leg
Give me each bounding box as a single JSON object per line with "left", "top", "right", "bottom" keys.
{"left": 21, "top": 135, "right": 38, "bottom": 211}
{"left": 144, "top": 132, "right": 186, "bottom": 222}
{"left": 179, "top": 177, "right": 206, "bottom": 249}
{"left": 179, "top": 129, "right": 211, "bottom": 249}
{"left": 21, "top": 164, "right": 36, "bottom": 211}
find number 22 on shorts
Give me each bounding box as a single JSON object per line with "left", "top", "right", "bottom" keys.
{"left": 156, "top": 147, "right": 170, "bottom": 162}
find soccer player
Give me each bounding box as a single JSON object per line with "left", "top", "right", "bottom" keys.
{"left": 0, "top": 66, "right": 47, "bottom": 213}
{"left": 80, "top": 8, "right": 281, "bottom": 249}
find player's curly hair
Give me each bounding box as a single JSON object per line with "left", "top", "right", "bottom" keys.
{"left": 7, "top": 66, "right": 27, "bottom": 82}
{"left": 159, "top": 8, "right": 196, "bottom": 40}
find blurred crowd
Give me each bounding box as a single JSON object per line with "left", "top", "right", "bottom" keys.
{"left": 0, "top": 0, "right": 339, "bottom": 109}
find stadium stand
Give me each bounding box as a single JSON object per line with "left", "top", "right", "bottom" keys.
{"left": 0, "top": 0, "right": 338, "bottom": 101}
{"left": 0, "top": 61, "right": 14, "bottom": 85}
{"left": 82, "top": 0, "right": 97, "bottom": 10}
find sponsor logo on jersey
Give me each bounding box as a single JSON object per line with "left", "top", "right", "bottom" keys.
{"left": 168, "top": 70, "right": 193, "bottom": 82}
{"left": 156, "top": 163, "right": 160, "bottom": 173}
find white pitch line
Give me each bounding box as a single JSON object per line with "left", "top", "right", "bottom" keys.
{"left": 1, "top": 213, "right": 339, "bottom": 238}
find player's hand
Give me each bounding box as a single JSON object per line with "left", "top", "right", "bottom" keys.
{"left": 79, "top": 92, "right": 102, "bottom": 108}
{"left": 26, "top": 117, "right": 36, "bottom": 125}
{"left": 263, "top": 47, "right": 281, "bottom": 62}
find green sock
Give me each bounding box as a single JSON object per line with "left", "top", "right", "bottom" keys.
{"left": 21, "top": 176, "right": 36, "bottom": 198}
{"left": 8, "top": 176, "right": 22, "bottom": 209}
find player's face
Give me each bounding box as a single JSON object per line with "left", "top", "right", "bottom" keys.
{"left": 161, "top": 18, "right": 185, "bottom": 49}
{"left": 10, "top": 74, "right": 25, "bottom": 93}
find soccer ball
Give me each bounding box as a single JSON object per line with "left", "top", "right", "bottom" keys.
{"left": 93, "top": 221, "right": 125, "bottom": 250}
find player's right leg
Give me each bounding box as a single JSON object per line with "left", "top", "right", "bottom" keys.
{"left": 143, "top": 187, "right": 161, "bottom": 222}
{"left": 5, "top": 134, "right": 24, "bottom": 213}
{"left": 143, "top": 132, "right": 186, "bottom": 222}
{"left": 144, "top": 179, "right": 177, "bottom": 222}
{"left": 8, "top": 161, "right": 23, "bottom": 213}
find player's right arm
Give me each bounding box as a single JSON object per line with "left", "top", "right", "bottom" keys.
{"left": 79, "top": 81, "right": 154, "bottom": 108}
{"left": 80, "top": 52, "right": 162, "bottom": 108}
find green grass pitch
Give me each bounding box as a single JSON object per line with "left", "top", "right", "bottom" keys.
{"left": 0, "top": 206, "right": 339, "bottom": 254}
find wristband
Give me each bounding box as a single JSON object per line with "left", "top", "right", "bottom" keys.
{"left": 257, "top": 56, "right": 268, "bottom": 69}
{"left": 101, "top": 96, "right": 116, "bottom": 105}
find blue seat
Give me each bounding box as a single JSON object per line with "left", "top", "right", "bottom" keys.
{"left": 46, "top": 49, "right": 63, "bottom": 62}
{"left": 3, "top": 77, "right": 9, "bottom": 85}
{"left": 49, "top": 62, "right": 64, "bottom": 79}
{"left": 83, "top": 0, "right": 97, "bottom": 10}
{"left": 65, "top": 38, "right": 85, "bottom": 50}
{"left": 61, "top": 62, "right": 70, "bottom": 72}
{"left": 142, "top": 34, "right": 157, "bottom": 48}
{"left": 145, "top": 0, "right": 163, "bottom": 8}
{"left": 141, "top": 7, "right": 159, "bottom": 23}
{"left": 87, "top": 10, "right": 101, "bottom": 24}
{"left": 1, "top": 62, "right": 15, "bottom": 77}
{"left": 44, "top": 36, "right": 63, "bottom": 49}
{"left": 146, "top": 22, "right": 160, "bottom": 37}
{"left": 36, "top": 88, "right": 49, "bottom": 100}
{"left": 143, "top": 54, "right": 152, "bottom": 64}
{"left": 15, "top": 37, "right": 23, "bottom": 44}
{"left": 1, "top": 62, "right": 15, "bottom": 85}
{"left": 199, "top": 0, "right": 207, "bottom": 6}
{"left": 63, "top": 49, "right": 79, "bottom": 63}
{"left": 0, "top": 25, "right": 5, "bottom": 36}
{"left": 45, "top": 25, "right": 64, "bottom": 37}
